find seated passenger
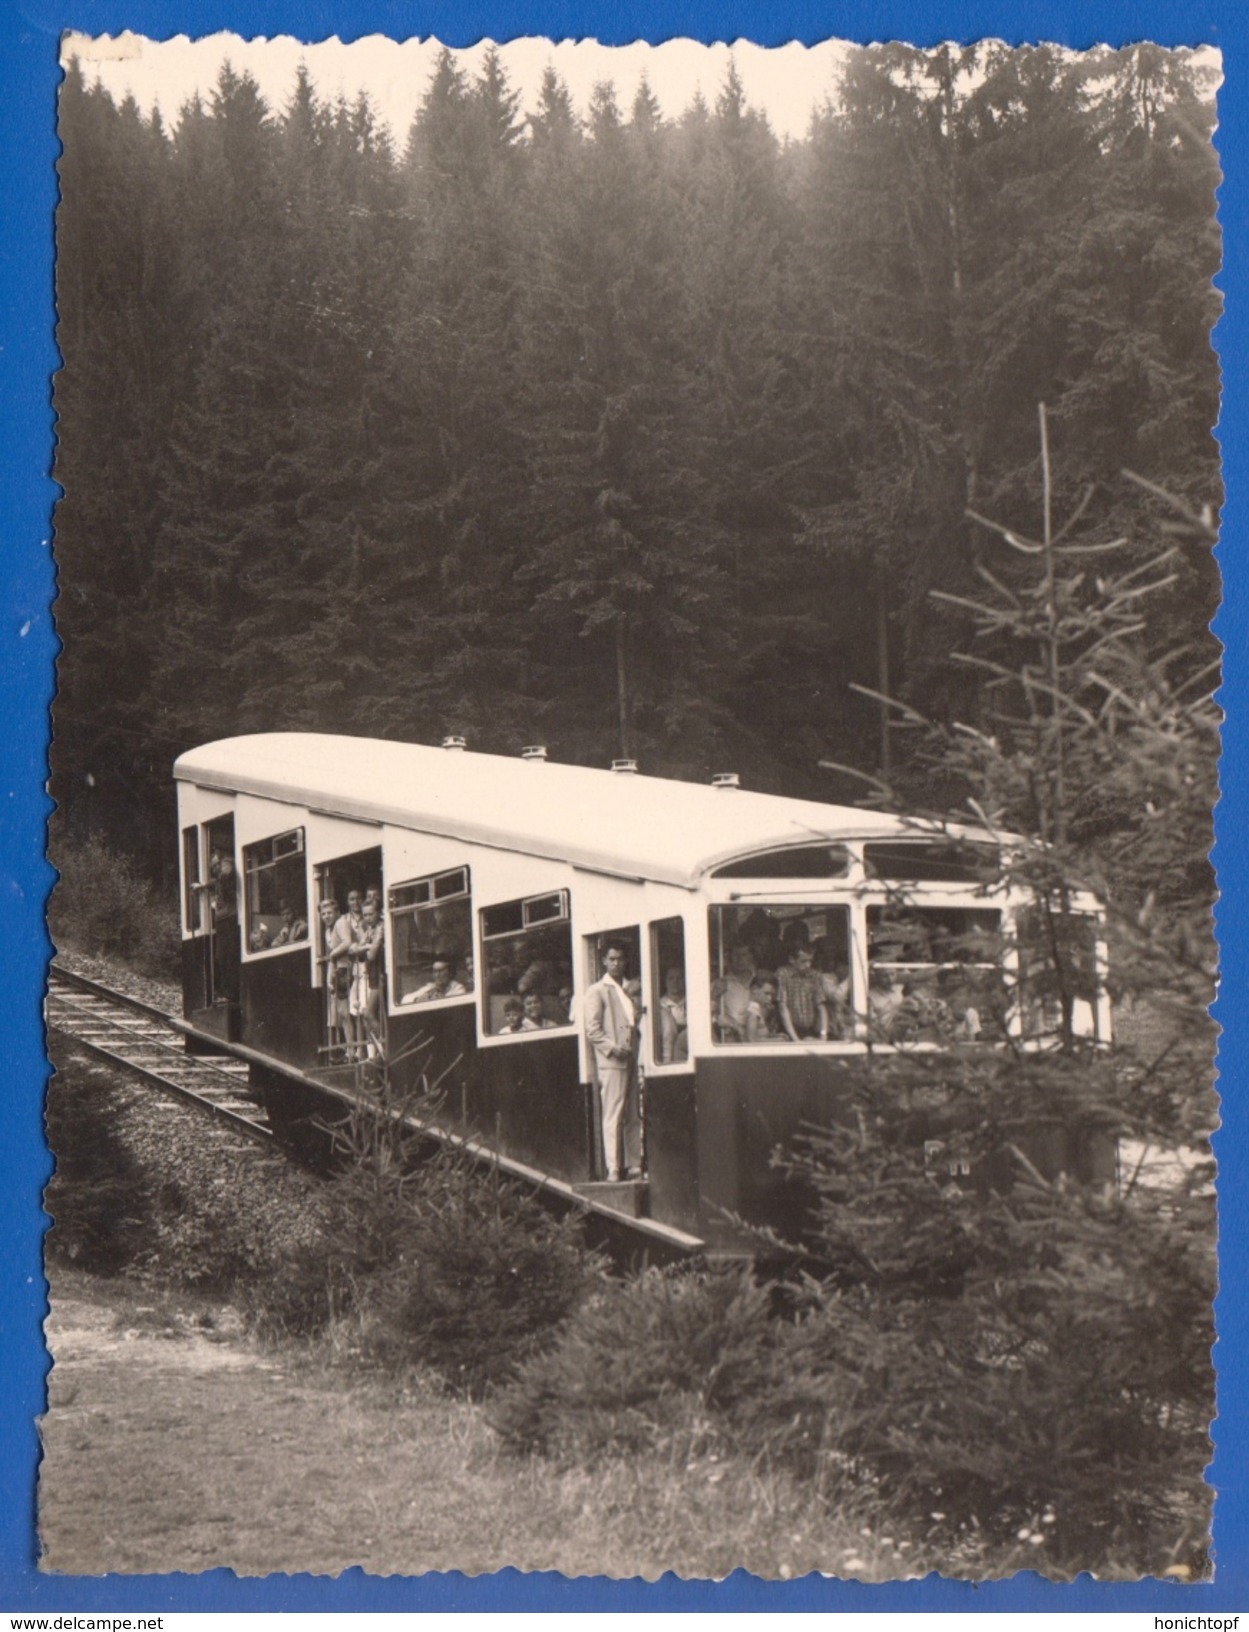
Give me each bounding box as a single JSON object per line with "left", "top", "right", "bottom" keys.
{"left": 521, "top": 992, "right": 558, "bottom": 1031}
{"left": 868, "top": 968, "right": 907, "bottom": 1041}
{"left": 956, "top": 1003, "right": 983, "bottom": 1041}
{"left": 269, "top": 903, "right": 308, "bottom": 947}
{"left": 403, "top": 954, "right": 468, "bottom": 1003}
{"left": 556, "top": 984, "right": 575, "bottom": 1024}
{"left": 712, "top": 944, "right": 756, "bottom": 1042}
{"left": 744, "top": 975, "right": 784, "bottom": 1042}
{"left": 778, "top": 945, "right": 830, "bottom": 1042}
{"left": 900, "top": 976, "right": 953, "bottom": 1041}
{"left": 497, "top": 995, "right": 526, "bottom": 1033}
{"left": 659, "top": 967, "right": 688, "bottom": 1064}
{"left": 249, "top": 924, "right": 271, "bottom": 952}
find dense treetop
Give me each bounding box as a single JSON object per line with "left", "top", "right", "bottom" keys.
{"left": 53, "top": 43, "right": 1220, "bottom": 867}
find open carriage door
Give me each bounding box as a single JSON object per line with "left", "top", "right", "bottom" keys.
{"left": 183, "top": 812, "right": 240, "bottom": 1041}
{"left": 313, "top": 845, "right": 385, "bottom": 1069}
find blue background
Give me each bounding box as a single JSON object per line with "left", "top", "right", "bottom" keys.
{"left": 2, "top": 0, "right": 1240, "bottom": 1609}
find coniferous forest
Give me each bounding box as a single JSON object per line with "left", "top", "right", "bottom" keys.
{"left": 53, "top": 42, "right": 1221, "bottom": 875}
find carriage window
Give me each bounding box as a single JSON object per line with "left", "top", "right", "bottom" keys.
{"left": 242, "top": 829, "right": 308, "bottom": 953}
{"left": 864, "top": 840, "right": 998, "bottom": 883}
{"left": 182, "top": 826, "right": 200, "bottom": 933}
{"left": 713, "top": 844, "right": 849, "bottom": 880}
{"left": 709, "top": 902, "right": 852, "bottom": 1044}
{"left": 389, "top": 867, "right": 473, "bottom": 1005}
{"left": 650, "top": 918, "right": 688, "bottom": 1064}
{"left": 480, "top": 890, "right": 574, "bottom": 1035}
{"left": 1015, "top": 905, "right": 1102, "bottom": 1042}
{"left": 866, "top": 905, "right": 1003, "bottom": 1043}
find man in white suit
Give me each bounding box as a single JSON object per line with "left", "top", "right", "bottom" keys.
{"left": 584, "top": 941, "right": 642, "bottom": 1182}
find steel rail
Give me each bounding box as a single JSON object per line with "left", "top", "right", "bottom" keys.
{"left": 46, "top": 967, "right": 275, "bottom": 1145}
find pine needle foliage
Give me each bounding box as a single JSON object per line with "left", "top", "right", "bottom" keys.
{"left": 245, "top": 1084, "right": 603, "bottom": 1392}
{"left": 794, "top": 416, "right": 1218, "bottom": 1575}
{"left": 490, "top": 1264, "right": 808, "bottom": 1463}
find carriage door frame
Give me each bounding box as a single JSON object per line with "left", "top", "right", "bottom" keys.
{"left": 313, "top": 844, "right": 385, "bottom": 1065}
{"left": 182, "top": 810, "right": 240, "bottom": 1035}
{"left": 181, "top": 820, "right": 209, "bottom": 1012}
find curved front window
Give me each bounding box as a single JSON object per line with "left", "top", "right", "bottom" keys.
{"left": 866, "top": 904, "right": 1004, "bottom": 1042}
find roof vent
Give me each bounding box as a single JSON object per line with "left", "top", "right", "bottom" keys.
{"left": 441, "top": 735, "right": 467, "bottom": 751}
{"left": 521, "top": 745, "right": 548, "bottom": 762}
{"left": 712, "top": 772, "right": 741, "bottom": 790}
{"left": 611, "top": 758, "right": 638, "bottom": 775}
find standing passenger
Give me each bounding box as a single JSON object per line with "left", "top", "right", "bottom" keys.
{"left": 778, "top": 944, "right": 830, "bottom": 1043}
{"left": 356, "top": 898, "right": 386, "bottom": 1060}
{"left": 317, "top": 897, "right": 345, "bottom": 1059}
{"left": 584, "top": 942, "right": 641, "bottom": 1182}
{"left": 210, "top": 852, "right": 240, "bottom": 1003}
{"left": 328, "top": 890, "right": 365, "bottom": 1060}
{"left": 712, "top": 944, "right": 756, "bottom": 1043}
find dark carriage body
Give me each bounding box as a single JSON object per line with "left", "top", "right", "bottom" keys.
{"left": 176, "top": 733, "right": 1114, "bottom": 1251}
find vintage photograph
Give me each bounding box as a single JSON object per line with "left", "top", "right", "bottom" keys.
{"left": 41, "top": 30, "right": 1221, "bottom": 1581}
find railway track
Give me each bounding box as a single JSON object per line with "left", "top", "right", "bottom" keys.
{"left": 46, "top": 965, "right": 276, "bottom": 1148}
{"left": 44, "top": 964, "right": 708, "bottom": 1262}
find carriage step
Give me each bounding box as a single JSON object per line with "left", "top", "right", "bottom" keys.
{"left": 574, "top": 1179, "right": 649, "bottom": 1219}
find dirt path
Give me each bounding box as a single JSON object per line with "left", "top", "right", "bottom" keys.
{"left": 38, "top": 1268, "right": 852, "bottom": 1582}
{"left": 39, "top": 1269, "right": 570, "bottom": 1578}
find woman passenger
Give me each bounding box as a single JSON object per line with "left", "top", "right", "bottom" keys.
{"left": 813, "top": 938, "right": 851, "bottom": 1038}
{"left": 317, "top": 897, "right": 345, "bottom": 1059}
{"left": 328, "top": 890, "right": 365, "bottom": 1059}
{"left": 659, "top": 967, "right": 688, "bottom": 1063}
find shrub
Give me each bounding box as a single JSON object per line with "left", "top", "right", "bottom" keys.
{"left": 134, "top": 1162, "right": 330, "bottom": 1305}
{"left": 225, "top": 1094, "right": 603, "bottom": 1387}
{"left": 365, "top": 1150, "right": 602, "bottom": 1397}
{"left": 781, "top": 1064, "right": 1216, "bottom": 1577}
{"left": 490, "top": 1264, "right": 812, "bottom": 1463}
{"left": 49, "top": 832, "right": 180, "bottom": 977}
{"left": 44, "top": 1051, "right": 154, "bottom": 1273}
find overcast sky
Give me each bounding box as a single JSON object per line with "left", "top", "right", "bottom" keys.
{"left": 61, "top": 31, "right": 855, "bottom": 145}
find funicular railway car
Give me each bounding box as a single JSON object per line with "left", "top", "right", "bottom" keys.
{"left": 175, "top": 733, "right": 1113, "bottom": 1251}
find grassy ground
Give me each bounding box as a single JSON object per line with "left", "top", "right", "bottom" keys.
{"left": 38, "top": 1268, "right": 921, "bottom": 1581}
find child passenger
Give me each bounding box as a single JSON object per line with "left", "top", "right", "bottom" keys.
{"left": 745, "top": 974, "right": 784, "bottom": 1042}
{"left": 498, "top": 996, "right": 526, "bottom": 1033}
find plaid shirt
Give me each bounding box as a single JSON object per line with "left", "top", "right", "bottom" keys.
{"left": 779, "top": 965, "right": 825, "bottom": 1035}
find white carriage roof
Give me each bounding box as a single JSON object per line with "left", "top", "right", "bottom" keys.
{"left": 175, "top": 733, "right": 973, "bottom": 889}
